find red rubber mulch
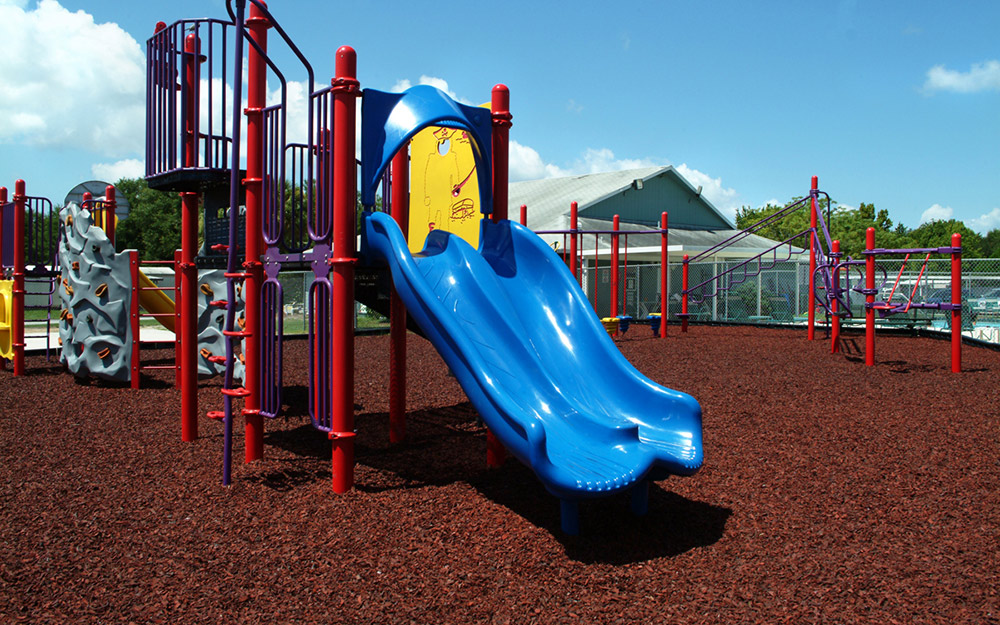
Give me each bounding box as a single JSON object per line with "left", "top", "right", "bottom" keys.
{"left": 1, "top": 325, "right": 998, "bottom": 624}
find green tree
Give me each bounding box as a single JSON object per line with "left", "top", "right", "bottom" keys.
{"left": 983, "top": 229, "right": 1000, "bottom": 258}
{"left": 115, "top": 178, "right": 183, "bottom": 260}
{"left": 907, "top": 219, "right": 984, "bottom": 257}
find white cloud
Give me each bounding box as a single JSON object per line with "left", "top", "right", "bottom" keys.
{"left": 675, "top": 163, "right": 741, "bottom": 220}
{"left": 920, "top": 203, "right": 953, "bottom": 224}
{"left": 966, "top": 208, "right": 1000, "bottom": 234}
{"left": 924, "top": 60, "right": 1000, "bottom": 93}
{"left": 390, "top": 75, "right": 476, "bottom": 105}
{"left": 91, "top": 158, "right": 144, "bottom": 182}
{"left": 0, "top": 0, "right": 145, "bottom": 155}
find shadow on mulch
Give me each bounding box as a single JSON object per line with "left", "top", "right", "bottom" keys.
{"left": 471, "top": 461, "right": 731, "bottom": 565}
{"left": 263, "top": 399, "right": 732, "bottom": 562}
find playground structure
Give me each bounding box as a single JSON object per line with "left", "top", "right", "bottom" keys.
{"left": 138, "top": 0, "right": 703, "bottom": 533}
{"left": 677, "top": 176, "right": 965, "bottom": 371}
{"left": 0, "top": 172, "right": 244, "bottom": 385}
{"left": 1, "top": 180, "right": 59, "bottom": 373}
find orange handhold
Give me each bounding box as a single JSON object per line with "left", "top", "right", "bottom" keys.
{"left": 200, "top": 283, "right": 214, "bottom": 297}
{"left": 95, "top": 283, "right": 108, "bottom": 297}
{"left": 72, "top": 261, "right": 80, "bottom": 271}
{"left": 200, "top": 348, "right": 212, "bottom": 359}
{"left": 97, "top": 347, "right": 111, "bottom": 359}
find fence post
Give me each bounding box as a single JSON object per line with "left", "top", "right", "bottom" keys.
{"left": 831, "top": 240, "right": 840, "bottom": 354}
{"left": 660, "top": 212, "right": 668, "bottom": 338}
{"left": 520, "top": 204, "right": 527, "bottom": 227}
{"left": 951, "top": 233, "right": 962, "bottom": 373}
{"left": 681, "top": 254, "right": 689, "bottom": 333}
{"left": 808, "top": 176, "right": 818, "bottom": 341}
{"left": 865, "top": 227, "right": 875, "bottom": 367}
{"left": 569, "top": 201, "right": 579, "bottom": 283}
{"left": 611, "top": 214, "right": 619, "bottom": 321}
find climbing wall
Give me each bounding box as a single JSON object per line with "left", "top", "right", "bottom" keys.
{"left": 197, "top": 269, "right": 244, "bottom": 381}
{"left": 58, "top": 202, "right": 132, "bottom": 381}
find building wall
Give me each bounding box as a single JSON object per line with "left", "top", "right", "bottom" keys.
{"left": 581, "top": 171, "right": 731, "bottom": 230}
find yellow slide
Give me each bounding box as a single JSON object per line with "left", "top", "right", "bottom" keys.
{"left": 0, "top": 280, "right": 12, "bottom": 359}
{"left": 137, "top": 270, "right": 176, "bottom": 333}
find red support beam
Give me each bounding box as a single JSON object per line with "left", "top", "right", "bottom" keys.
{"left": 520, "top": 204, "right": 527, "bottom": 227}
{"left": 12, "top": 180, "right": 25, "bottom": 376}
{"left": 487, "top": 84, "right": 511, "bottom": 469}
{"left": 105, "top": 185, "right": 117, "bottom": 247}
{"left": 179, "top": 31, "right": 203, "bottom": 443}
{"left": 490, "top": 85, "right": 511, "bottom": 223}
{"left": 242, "top": 4, "right": 270, "bottom": 459}
{"left": 389, "top": 147, "right": 409, "bottom": 443}
{"left": 130, "top": 251, "right": 140, "bottom": 389}
{"left": 0, "top": 186, "right": 6, "bottom": 371}
{"left": 174, "top": 249, "right": 182, "bottom": 389}
{"left": 330, "top": 45, "right": 359, "bottom": 493}
{"left": 660, "top": 212, "right": 668, "bottom": 338}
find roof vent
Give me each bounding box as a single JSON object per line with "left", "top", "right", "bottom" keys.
{"left": 632, "top": 178, "right": 643, "bottom": 190}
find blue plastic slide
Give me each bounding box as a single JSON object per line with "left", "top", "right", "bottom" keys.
{"left": 362, "top": 212, "right": 703, "bottom": 530}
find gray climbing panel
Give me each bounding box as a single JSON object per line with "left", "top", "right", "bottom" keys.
{"left": 58, "top": 203, "right": 132, "bottom": 381}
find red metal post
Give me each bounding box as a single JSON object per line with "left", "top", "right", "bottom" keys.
{"left": 490, "top": 85, "right": 511, "bottom": 223}
{"left": 179, "top": 31, "right": 203, "bottom": 443}
{"left": 12, "top": 180, "right": 25, "bottom": 376}
{"left": 520, "top": 204, "right": 527, "bottom": 227}
{"left": 865, "top": 228, "right": 875, "bottom": 367}
{"left": 831, "top": 240, "right": 840, "bottom": 354}
{"left": 681, "top": 255, "right": 689, "bottom": 333}
{"left": 660, "top": 212, "right": 668, "bottom": 338}
{"left": 0, "top": 186, "right": 6, "bottom": 371}
{"left": 487, "top": 84, "right": 511, "bottom": 468}
{"left": 389, "top": 147, "right": 408, "bottom": 443}
{"left": 241, "top": 5, "right": 270, "bottom": 459}
{"left": 330, "top": 46, "right": 359, "bottom": 493}
{"left": 951, "top": 232, "right": 962, "bottom": 373}
{"left": 130, "top": 251, "right": 140, "bottom": 389}
{"left": 808, "top": 175, "right": 818, "bottom": 341}
{"left": 569, "top": 201, "right": 579, "bottom": 282}
{"left": 611, "top": 214, "right": 620, "bottom": 320}
{"left": 174, "top": 249, "right": 182, "bottom": 388}
{"left": 105, "top": 185, "right": 117, "bottom": 246}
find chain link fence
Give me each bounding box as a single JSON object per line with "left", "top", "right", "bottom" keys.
{"left": 269, "top": 258, "right": 1000, "bottom": 345}
{"left": 579, "top": 257, "right": 1000, "bottom": 344}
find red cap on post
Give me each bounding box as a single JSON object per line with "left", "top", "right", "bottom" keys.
{"left": 335, "top": 46, "right": 357, "bottom": 82}
{"left": 811, "top": 175, "right": 818, "bottom": 191}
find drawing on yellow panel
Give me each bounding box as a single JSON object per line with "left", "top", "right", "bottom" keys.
{"left": 408, "top": 125, "right": 482, "bottom": 254}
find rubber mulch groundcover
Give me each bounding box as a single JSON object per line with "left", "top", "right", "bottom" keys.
{"left": 2, "top": 325, "right": 998, "bottom": 624}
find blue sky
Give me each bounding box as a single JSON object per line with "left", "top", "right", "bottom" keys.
{"left": 1, "top": 0, "right": 998, "bottom": 232}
